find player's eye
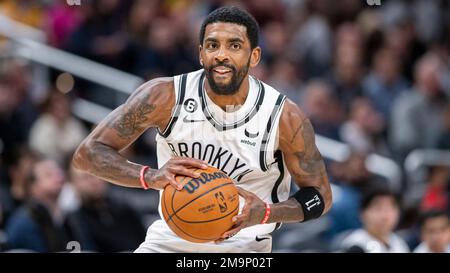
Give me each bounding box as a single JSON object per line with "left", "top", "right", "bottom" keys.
{"left": 206, "top": 42, "right": 218, "bottom": 49}
{"left": 231, "top": 43, "right": 241, "bottom": 50}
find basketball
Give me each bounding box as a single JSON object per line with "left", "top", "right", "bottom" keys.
{"left": 161, "top": 166, "right": 239, "bottom": 243}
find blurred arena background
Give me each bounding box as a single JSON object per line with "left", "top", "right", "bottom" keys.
{"left": 0, "top": 0, "right": 449, "bottom": 253}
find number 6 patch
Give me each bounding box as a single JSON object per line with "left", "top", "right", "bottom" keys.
{"left": 184, "top": 99, "right": 198, "bottom": 113}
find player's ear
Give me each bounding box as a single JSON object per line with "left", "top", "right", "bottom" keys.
{"left": 199, "top": 45, "right": 204, "bottom": 67}
{"left": 249, "top": 46, "right": 261, "bottom": 68}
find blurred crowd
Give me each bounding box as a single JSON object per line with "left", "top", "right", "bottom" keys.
{"left": 0, "top": 0, "right": 449, "bottom": 252}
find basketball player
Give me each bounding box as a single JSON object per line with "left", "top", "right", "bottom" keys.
{"left": 72, "top": 6, "right": 332, "bottom": 253}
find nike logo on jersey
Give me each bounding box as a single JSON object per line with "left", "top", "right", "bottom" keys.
{"left": 255, "top": 236, "right": 270, "bottom": 242}
{"left": 182, "top": 116, "right": 205, "bottom": 123}
{"left": 244, "top": 128, "right": 259, "bottom": 138}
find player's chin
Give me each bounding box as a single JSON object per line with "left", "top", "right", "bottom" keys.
{"left": 214, "top": 73, "right": 235, "bottom": 84}
{"left": 212, "top": 84, "right": 236, "bottom": 95}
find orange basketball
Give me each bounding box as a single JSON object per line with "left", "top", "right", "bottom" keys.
{"left": 161, "top": 166, "right": 239, "bottom": 243}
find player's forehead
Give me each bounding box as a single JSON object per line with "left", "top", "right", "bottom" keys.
{"left": 203, "top": 22, "right": 249, "bottom": 44}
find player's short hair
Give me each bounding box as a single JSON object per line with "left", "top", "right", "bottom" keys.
{"left": 199, "top": 6, "right": 260, "bottom": 49}
{"left": 360, "top": 187, "right": 400, "bottom": 211}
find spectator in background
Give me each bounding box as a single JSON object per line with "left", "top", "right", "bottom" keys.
{"left": 28, "top": 90, "right": 87, "bottom": 166}
{"left": 362, "top": 47, "right": 409, "bottom": 122}
{"left": 421, "top": 166, "right": 449, "bottom": 213}
{"left": 0, "top": 62, "right": 38, "bottom": 162}
{"left": 267, "top": 57, "right": 302, "bottom": 104}
{"left": 246, "top": 0, "right": 285, "bottom": 27}
{"left": 436, "top": 102, "right": 450, "bottom": 149}
{"left": 412, "top": 0, "right": 445, "bottom": 44}
{"left": 134, "top": 17, "right": 195, "bottom": 78}
{"left": 126, "top": 0, "right": 158, "bottom": 48}
{"left": 0, "top": 201, "right": 7, "bottom": 251}
{"left": 339, "top": 188, "right": 409, "bottom": 253}
{"left": 3, "top": 146, "right": 37, "bottom": 209}
{"left": 300, "top": 80, "right": 344, "bottom": 140}
{"left": 340, "top": 97, "right": 388, "bottom": 155}
{"left": 6, "top": 159, "right": 67, "bottom": 252}
{"left": 2, "top": 59, "right": 39, "bottom": 123}
{"left": 327, "top": 24, "right": 365, "bottom": 112}
{"left": 289, "top": 1, "right": 333, "bottom": 79}
{"left": 45, "top": 0, "right": 84, "bottom": 48}
{"left": 413, "top": 210, "right": 450, "bottom": 253}
{"left": 120, "top": 0, "right": 161, "bottom": 77}
{"left": 65, "top": 0, "right": 130, "bottom": 70}
{"left": 326, "top": 153, "right": 388, "bottom": 239}
{"left": 384, "top": 20, "right": 427, "bottom": 82}
{"left": 64, "top": 168, "right": 146, "bottom": 252}
{"left": 0, "top": 191, "right": 5, "bottom": 228}
{"left": 0, "top": 175, "right": 13, "bottom": 237}
{"left": 389, "top": 53, "right": 448, "bottom": 161}
{"left": 261, "top": 21, "right": 289, "bottom": 66}
{"left": 0, "top": 0, "right": 45, "bottom": 28}
{"left": 0, "top": 76, "right": 21, "bottom": 160}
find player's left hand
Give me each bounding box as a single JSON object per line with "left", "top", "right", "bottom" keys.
{"left": 215, "top": 187, "right": 266, "bottom": 243}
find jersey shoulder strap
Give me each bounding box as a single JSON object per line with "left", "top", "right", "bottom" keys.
{"left": 259, "top": 84, "right": 286, "bottom": 172}
{"left": 158, "top": 73, "right": 188, "bottom": 138}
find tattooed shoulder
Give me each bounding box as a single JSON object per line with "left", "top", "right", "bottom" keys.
{"left": 279, "top": 101, "right": 326, "bottom": 178}
{"left": 108, "top": 77, "right": 174, "bottom": 140}
{"left": 294, "top": 119, "right": 324, "bottom": 173}
{"left": 112, "top": 93, "right": 156, "bottom": 140}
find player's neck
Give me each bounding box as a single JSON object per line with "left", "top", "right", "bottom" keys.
{"left": 204, "top": 76, "right": 249, "bottom": 112}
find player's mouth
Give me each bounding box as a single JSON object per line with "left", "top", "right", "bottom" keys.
{"left": 212, "top": 66, "right": 232, "bottom": 75}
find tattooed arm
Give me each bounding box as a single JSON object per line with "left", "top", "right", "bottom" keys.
{"left": 267, "top": 99, "right": 332, "bottom": 222}
{"left": 72, "top": 78, "right": 207, "bottom": 190}
{"left": 218, "top": 99, "right": 332, "bottom": 240}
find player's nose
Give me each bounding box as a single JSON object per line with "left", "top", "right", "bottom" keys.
{"left": 214, "top": 46, "right": 229, "bottom": 62}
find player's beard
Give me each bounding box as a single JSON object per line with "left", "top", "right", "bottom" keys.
{"left": 204, "top": 57, "right": 250, "bottom": 95}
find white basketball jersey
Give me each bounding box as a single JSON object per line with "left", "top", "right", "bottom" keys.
{"left": 155, "top": 69, "right": 291, "bottom": 236}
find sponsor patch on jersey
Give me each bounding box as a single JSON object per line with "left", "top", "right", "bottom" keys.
{"left": 240, "top": 139, "right": 256, "bottom": 146}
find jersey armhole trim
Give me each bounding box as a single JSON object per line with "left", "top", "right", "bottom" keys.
{"left": 158, "top": 73, "right": 187, "bottom": 138}
{"left": 259, "top": 94, "right": 286, "bottom": 172}
{"left": 271, "top": 150, "right": 284, "bottom": 232}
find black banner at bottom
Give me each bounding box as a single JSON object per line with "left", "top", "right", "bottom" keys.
{"left": 0, "top": 253, "right": 446, "bottom": 272}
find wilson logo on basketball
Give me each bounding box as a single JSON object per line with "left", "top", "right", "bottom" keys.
{"left": 183, "top": 171, "right": 229, "bottom": 194}
{"left": 214, "top": 191, "right": 228, "bottom": 213}
{"left": 162, "top": 166, "right": 239, "bottom": 243}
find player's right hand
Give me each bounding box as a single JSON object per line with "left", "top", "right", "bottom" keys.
{"left": 146, "top": 157, "right": 208, "bottom": 191}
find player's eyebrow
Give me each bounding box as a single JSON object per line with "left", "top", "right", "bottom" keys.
{"left": 227, "top": 38, "right": 244, "bottom": 44}
{"left": 204, "top": 37, "right": 245, "bottom": 44}
{"left": 204, "top": 37, "right": 218, "bottom": 43}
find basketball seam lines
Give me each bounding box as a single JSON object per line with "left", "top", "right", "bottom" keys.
{"left": 168, "top": 182, "right": 235, "bottom": 221}
{"left": 162, "top": 183, "right": 231, "bottom": 241}
{"left": 162, "top": 187, "right": 211, "bottom": 241}
{"left": 174, "top": 204, "right": 239, "bottom": 224}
